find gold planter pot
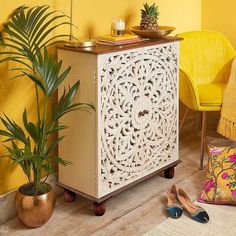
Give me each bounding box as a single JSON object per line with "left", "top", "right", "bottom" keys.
{"left": 15, "top": 183, "right": 55, "bottom": 228}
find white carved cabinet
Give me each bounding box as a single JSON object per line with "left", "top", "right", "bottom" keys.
{"left": 58, "top": 38, "right": 181, "bottom": 215}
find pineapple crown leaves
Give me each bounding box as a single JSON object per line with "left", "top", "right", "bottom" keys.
{"left": 141, "top": 2, "right": 159, "bottom": 19}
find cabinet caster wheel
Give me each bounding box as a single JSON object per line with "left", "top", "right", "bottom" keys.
{"left": 93, "top": 201, "right": 106, "bottom": 216}
{"left": 64, "top": 189, "right": 76, "bottom": 202}
{"left": 164, "top": 166, "right": 175, "bottom": 179}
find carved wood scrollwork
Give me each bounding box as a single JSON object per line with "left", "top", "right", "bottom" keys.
{"left": 99, "top": 43, "right": 178, "bottom": 195}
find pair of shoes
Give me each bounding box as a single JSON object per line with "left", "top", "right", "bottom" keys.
{"left": 166, "top": 185, "right": 209, "bottom": 223}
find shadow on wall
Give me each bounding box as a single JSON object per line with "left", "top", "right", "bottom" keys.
{"left": 85, "top": 22, "right": 95, "bottom": 39}
{"left": 123, "top": 7, "right": 133, "bottom": 29}
{"left": 80, "top": 5, "right": 136, "bottom": 39}
{"left": 0, "top": 61, "right": 14, "bottom": 107}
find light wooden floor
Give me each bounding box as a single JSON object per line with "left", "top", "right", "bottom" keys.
{"left": 0, "top": 135, "right": 235, "bottom": 236}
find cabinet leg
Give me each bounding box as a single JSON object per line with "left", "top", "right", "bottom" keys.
{"left": 64, "top": 189, "right": 76, "bottom": 202}
{"left": 93, "top": 201, "right": 106, "bottom": 216}
{"left": 164, "top": 166, "right": 175, "bottom": 179}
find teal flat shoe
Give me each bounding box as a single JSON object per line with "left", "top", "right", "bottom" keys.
{"left": 177, "top": 188, "right": 209, "bottom": 223}
{"left": 191, "top": 208, "right": 209, "bottom": 223}
{"left": 166, "top": 185, "right": 183, "bottom": 219}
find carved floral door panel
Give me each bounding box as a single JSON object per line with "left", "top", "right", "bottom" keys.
{"left": 97, "top": 42, "right": 179, "bottom": 196}
{"left": 141, "top": 44, "right": 179, "bottom": 175}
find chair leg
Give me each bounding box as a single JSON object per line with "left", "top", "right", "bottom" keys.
{"left": 179, "top": 107, "right": 190, "bottom": 132}
{"left": 200, "top": 111, "right": 207, "bottom": 170}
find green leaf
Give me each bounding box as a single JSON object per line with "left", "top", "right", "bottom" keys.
{"left": 3, "top": 27, "right": 29, "bottom": 49}
{"left": 53, "top": 80, "right": 80, "bottom": 120}
{"left": 23, "top": 109, "right": 38, "bottom": 142}
{"left": 46, "top": 136, "right": 65, "bottom": 156}
{"left": 46, "top": 124, "right": 68, "bottom": 135}
{"left": 41, "top": 34, "right": 69, "bottom": 48}
{"left": 53, "top": 64, "right": 71, "bottom": 91}
{"left": 0, "top": 130, "right": 14, "bottom": 139}
{"left": 49, "top": 155, "right": 71, "bottom": 166}
{"left": 25, "top": 73, "right": 46, "bottom": 95}
{"left": 36, "top": 21, "right": 70, "bottom": 49}
{"left": 29, "top": 7, "right": 55, "bottom": 39}
{"left": 28, "top": 6, "right": 50, "bottom": 35}
{"left": 0, "top": 114, "right": 27, "bottom": 144}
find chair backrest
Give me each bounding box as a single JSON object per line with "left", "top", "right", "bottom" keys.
{"left": 177, "top": 31, "right": 236, "bottom": 85}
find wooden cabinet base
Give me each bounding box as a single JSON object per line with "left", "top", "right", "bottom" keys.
{"left": 64, "top": 189, "right": 76, "bottom": 202}
{"left": 58, "top": 160, "right": 181, "bottom": 216}
{"left": 164, "top": 166, "right": 175, "bottom": 179}
{"left": 93, "top": 201, "right": 106, "bottom": 216}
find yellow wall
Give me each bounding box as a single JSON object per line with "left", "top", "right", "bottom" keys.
{"left": 0, "top": 0, "right": 201, "bottom": 194}
{"left": 57, "top": 0, "right": 201, "bottom": 40}
{"left": 202, "top": 0, "right": 236, "bottom": 49}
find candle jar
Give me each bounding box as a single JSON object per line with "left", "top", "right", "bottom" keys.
{"left": 111, "top": 18, "right": 125, "bottom": 36}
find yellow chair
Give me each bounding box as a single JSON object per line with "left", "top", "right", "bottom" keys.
{"left": 177, "top": 31, "right": 236, "bottom": 169}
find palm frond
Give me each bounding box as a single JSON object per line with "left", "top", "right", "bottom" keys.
{"left": 0, "top": 114, "right": 28, "bottom": 144}
{"left": 0, "top": 5, "right": 70, "bottom": 68}
{"left": 0, "top": 5, "right": 93, "bottom": 195}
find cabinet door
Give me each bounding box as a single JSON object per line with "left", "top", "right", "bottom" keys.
{"left": 141, "top": 43, "right": 179, "bottom": 175}
{"left": 98, "top": 49, "right": 143, "bottom": 196}
{"left": 97, "top": 42, "right": 179, "bottom": 197}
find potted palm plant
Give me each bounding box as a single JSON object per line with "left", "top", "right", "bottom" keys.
{"left": 0, "top": 6, "right": 93, "bottom": 227}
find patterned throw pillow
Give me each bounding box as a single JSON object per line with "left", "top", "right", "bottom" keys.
{"left": 198, "top": 145, "right": 236, "bottom": 205}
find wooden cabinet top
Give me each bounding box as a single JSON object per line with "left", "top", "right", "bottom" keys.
{"left": 57, "top": 36, "right": 181, "bottom": 55}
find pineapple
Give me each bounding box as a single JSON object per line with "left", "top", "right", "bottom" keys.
{"left": 140, "top": 3, "right": 159, "bottom": 31}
